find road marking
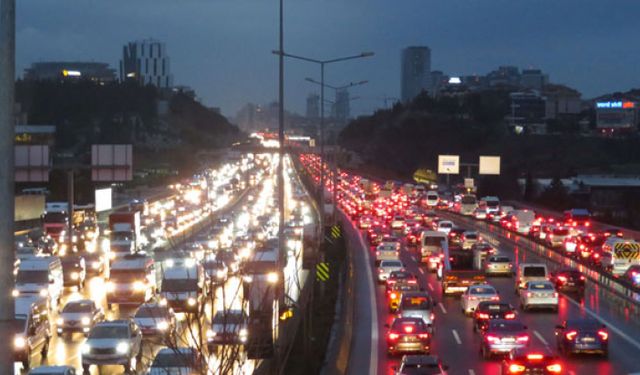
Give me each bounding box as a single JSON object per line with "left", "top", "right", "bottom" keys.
{"left": 419, "top": 268, "right": 425, "bottom": 274}
{"left": 412, "top": 256, "right": 418, "bottom": 262}
{"left": 468, "top": 370, "right": 476, "bottom": 375}
{"left": 427, "top": 283, "right": 434, "bottom": 291}
{"left": 355, "top": 222, "right": 378, "bottom": 375}
{"left": 565, "top": 296, "right": 640, "bottom": 352}
{"left": 452, "top": 329, "right": 462, "bottom": 344}
{"left": 534, "top": 330, "right": 549, "bottom": 347}
{"left": 438, "top": 302, "right": 447, "bottom": 314}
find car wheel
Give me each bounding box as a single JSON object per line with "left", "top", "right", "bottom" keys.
{"left": 82, "top": 365, "right": 90, "bottom": 375}
{"left": 41, "top": 336, "right": 50, "bottom": 358}
{"left": 22, "top": 353, "right": 30, "bottom": 370}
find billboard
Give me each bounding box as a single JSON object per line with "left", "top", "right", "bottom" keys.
{"left": 15, "top": 145, "right": 50, "bottom": 182}
{"left": 91, "top": 144, "right": 133, "bottom": 181}
{"left": 15, "top": 195, "right": 45, "bottom": 221}
{"left": 479, "top": 156, "right": 501, "bottom": 175}
{"left": 438, "top": 155, "right": 459, "bottom": 174}
{"left": 94, "top": 188, "right": 112, "bottom": 212}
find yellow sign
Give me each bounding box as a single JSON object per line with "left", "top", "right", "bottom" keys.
{"left": 331, "top": 225, "right": 341, "bottom": 239}
{"left": 413, "top": 168, "right": 437, "bottom": 184}
{"left": 316, "top": 262, "right": 330, "bottom": 281}
{"left": 614, "top": 242, "right": 640, "bottom": 260}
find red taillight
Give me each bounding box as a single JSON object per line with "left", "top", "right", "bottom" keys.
{"left": 579, "top": 275, "right": 585, "bottom": 281}
{"left": 486, "top": 335, "right": 500, "bottom": 343}
{"left": 403, "top": 325, "right": 414, "bottom": 333}
{"left": 598, "top": 330, "right": 609, "bottom": 340}
{"left": 477, "top": 313, "right": 490, "bottom": 319}
{"left": 553, "top": 292, "right": 559, "bottom": 298}
{"left": 505, "top": 312, "right": 516, "bottom": 319}
{"left": 430, "top": 313, "right": 435, "bottom": 321}
{"left": 516, "top": 335, "right": 529, "bottom": 343}
{"left": 407, "top": 279, "right": 417, "bottom": 284}
{"left": 546, "top": 364, "right": 562, "bottom": 373}
{"left": 526, "top": 292, "right": 533, "bottom": 298}
{"left": 565, "top": 330, "right": 577, "bottom": 340}
{"left": 388, "top": 332, "right": 399, "bottom": 340}
{"left": 491, "top": 296, "right": 500, "bottom": 301}
{"left": 557, "top": 276, "right": 567, "bottom": 283}
{"left": 418, "top": 333, "right": 429, "bottom": 339}
{"left": 527, "top": 353, "right": 544, "bottom": 360}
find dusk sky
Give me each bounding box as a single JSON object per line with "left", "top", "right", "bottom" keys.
{"left": 16, "top": 0, "right": 640, "bottom": 119}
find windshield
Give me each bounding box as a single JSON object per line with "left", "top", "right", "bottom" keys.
{"left": 89, "top": 325, "right": 128, "bottom": 338}
{"left": 523, "top": 267, "right": 546, "bottom": 277}
{"left": 424, "top": 236, "right": 445, "bottom": 246}
{"left": 136, "top": 306, "right": 168, "bottom": 318}
{"left": 63, "top": 301, "right": 94, "bottom": 313}
{"left": 43, "top": 212, "right": 66, "bottom": 223}
{"left": 110, "top": 269, "right": 146, "bottom": 282}
{"left": 461, "top": 196, "right": 477, "bottom": 204}
{"left": 16, "top": 270, "right": 49, "bottom": 284}
{"left": 401, "top": 296, "right": 431, "bottom": 309}
{"left": 162, "top": 278, "right": 198, "bottom": 292}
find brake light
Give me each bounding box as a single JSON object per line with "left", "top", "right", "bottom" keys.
{"left": 516, "top": 335, "right": 529, "bottom": 343}
{"left": 505, "top": 312, "right": 516, "bottom": 319}
{"left": 491, "top": 296, "right": 500, "bottom": 301}
{"left": 557, "top": 276, "right": 567, "bottom": 283}
{"left": 430, "top": 313, "right": 435, "bottom": 321}
{"left": 418, "top": 333, "right": 429, "bottom": 339}
{"left": 598, "top": 330, "right": 609, "bottom": 340}
{"left": 388, "top": 333, "right": 399, "bottom": 340}
{"left": 546, "top": 364, "right": 562, "bottom": 373}
{"left": 508, "top": 364, "right": 526, "bottom": 373}
{"left": 486, "top": 335, "right": 500, "bottom": 343}
{"left": 390, "top": 293, "right": 397, "bottom": 299}
{"left": 580, "top": 275, "right": 585, "bottom": 281}
{"left": 407, "top": 279, "right": 417, "bottom": 284}
{"left": 526, "top": 353, "right": 544, "bottom": 360}
{"left": 526, "top": 292, "right": 533, "bottom": 298}
{"left": 378, "top": 268, "right": 384, "bottom": 273}
{"left": 553, "top": 292, "right": 559, "bottom": 298}
{"left": 565, "top": 330, "right": 577, "bottom": 340}
{"left": 403, "top": 325, "right": 414, "bottom": 333}
{"left": 477, "top": 313, "right": 490, "bottom": 319}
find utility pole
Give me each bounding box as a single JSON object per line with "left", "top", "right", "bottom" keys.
{"left": 0, "top": 0, "right": 15, "bottom": 373}
{"left": 275, "top": 0, "right": 285, "bottom": 373}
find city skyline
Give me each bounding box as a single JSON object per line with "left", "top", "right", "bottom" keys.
{"left": 15, "top": 0, "right": 640, "bottom": 118}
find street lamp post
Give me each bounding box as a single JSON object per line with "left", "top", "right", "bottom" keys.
{"left": 272, "top": 50, "right": 374, "bottom": 226}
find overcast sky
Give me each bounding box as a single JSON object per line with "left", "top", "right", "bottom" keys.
{"left": 16, "top": 0, "right": 640, "bottom": 118}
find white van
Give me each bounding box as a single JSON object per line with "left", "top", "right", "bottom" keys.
{"left": 602, "top": 238, "right": 640, "bottom": 275}
{"left": 425, "top": 191, "right": 439, "bottom": 207}
{"left": 420, "top": 231, "right": 447, "bottom": 271}
{"left": 159, "top": 259, "right": 204, "bottom": 313}
{"left": 510, "top": 209, "right": 536, "bottom": 235}
{"left": 515, "top": 263, "right": 549, "bottom": 293}
{"left": 14, "top": 256, "right": 63, "bottom": 307}
{"left": 481, "top": 196, "right": 500, "bottom": 215}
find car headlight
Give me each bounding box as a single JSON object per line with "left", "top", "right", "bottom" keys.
{"left": 14, "top": 336, "right": 25, "bottom": 349}
{"left": 92, "top": 261, "right": 101, "bottom": 270}
{"left": 239, "top": 328, "right": 248, "bottom": 337}
{"left": 106, "top": 281, "right": 115, "bottom": 293}
{"left": 12, "top": 289, "right": 19, "bottom": 297}
{"left": 71, "top": 272, "right": 79, "bottom": 280}
{"left": 243, "top": 275, "right": 253, "bottom": 283}
{"left": 39, "top": 289, "right": 48, "bottom": 297}
{"left": 159, "top": 298, "right": 168, "bottom": 306}
{"left": 109, "top": 252, "right": 116, "bottom": 260}
{"left": 216, "top": 270, "right": 226, "bottom": 279}
{"left": 81, "top": 343, "right": 91, "bottom": 354}
{"left": 81, "top": 317, "right": 91, "bottom": 325}
{"left": 116, "top": 342, "right": 130, "bottom": 354}
{"left": 57, "top": 318, "right": 64, "bottom": 325}
{"left": 187, "top": 297, "right": 196, "bottom": 306}
{"left": 267, "top": 272, "right": 278, "bottom": 284}
{"left": 133, "top": 281, "right": 145, "bottom": 291}
{"left": 206, "top": 329, "right": 216, "bottom": 338}
{"left": 156, "top": 321, "right": 168, "bottom": 331}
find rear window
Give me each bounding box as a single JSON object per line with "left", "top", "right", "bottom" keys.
{"left": 489, "top": 321, "right": 525, "bottom": 331}
{"left": 523, "top": 266, "right": 546, "bottom": 277}
{"left": 470, "top": 286, "right": 495, "bottom": 295}
{"left": 439, "top": 222, "right": 452, "bottom": 228}
{"left": 465, "top": 233, "right": 478, "bottom": 240}
{"left": 529, "top": 282, "right": 553, "bottom": 290}
{"left": 489, "top": 256, "right": 510, "bottom": 263}
{"left": 486, "top": 201, "right": 499, "bottom": 207}
{"left": 553, "top": 228, "right": 569, "bottom": 235}
{"left": 381, "top": 260, "right": 403, "bottom": 268}
{"left": 401, "top": 296, "right": 432, "bottom": 309}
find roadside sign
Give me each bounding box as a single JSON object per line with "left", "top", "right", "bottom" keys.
{"left": 331, "top": 225, "right": 342, "bottom": 239}
{"left": 316, "top": 262, "right": 330, "bottom": 281}
{"left": 479, "top": 156, "right": 501, "bottom": 175}
{"left": 413, "top": 168, "right": 437, "bottom": 184}
{"left": 614, "top": 242, "right": 640, "bottom": 260}
{"left": 438, "top": 155, "right": 460, "bottom": 174}
{"left": 15, "top": 145, "right": 50, "bottom": 182}
{"left": 91, "top": 144, "right": 133, "bottom": 181}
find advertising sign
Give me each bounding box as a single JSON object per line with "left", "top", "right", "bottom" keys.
{"left": 438, "top": 155, "right": 460, "bottom": 174}
{"left": 479, "top": 156, "right": 501, "bottom": 175}
{"left": 94, "top": 188, "right": 113, "bottom": 212}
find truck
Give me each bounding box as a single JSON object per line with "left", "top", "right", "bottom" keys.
{"left": 108, "top": 211, "right": 141, "bottom": 262}
{"left": 439, "top": 242, "right": 485, "bottom": 295}
{"left": 243, "top": 249, "right": 278, "bottom": 359}
{"left": 42, "top": 202, "right": 69, "bottom": 242}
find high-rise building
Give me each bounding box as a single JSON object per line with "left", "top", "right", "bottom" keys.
{"left": 334, "top": 89, "right": 350, "bottom": 121}
{"left": 24, "top": 62, "right": 116, "bottom": 83}
{"left": 306, "top": 93, "right": 319, "bottom": 118}
{"left": 120, "top": 39, "right": 173, "bottom": 88}
{"left": 401, "top": 46, "right": 431, "bottom": 103}
{"left": 521, "top": 69, "right": 549, "bottom": 90}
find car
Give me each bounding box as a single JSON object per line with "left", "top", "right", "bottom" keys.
{"left": 555, "top": 318, "right": 609, "bottom": 357}
{"left": 622, "top": 264, "right": 640, "bottom": 287}
{"left": 81, "top": 320, "right": 143, "bottom": 374}
{"left": 461, "top": 231, "right": 480, "bottom": 250}
{"left": 546, "top": 227, "right": 570, "bottom": 248}
{"left": 516, "top": 263, "right": 549, "bottom": 293}
{"left": 520, "top": 281, "right": 559, "bottom": 312}
{"left": 378, "top": 259, "right": 405, "bottom": 282}
{"left": 461, "top": 284, "right": 500, "bottom": 315}
{"left": 206, "top": 309, "right": 248, "bottom": 349}
{"left": 473, "top": 302, "right": 517, "bottom": 333}
{"left": 28, "top": 366, "right": 77, "bottom": 375}
{"left": 202, "top": 256, "right": 229, "bottom": 284}
{"left": 12, "top": 311, "right": 51, "bottom": 370}
{"left": 447, "top": 227, "right": 466, "bottom": 246}
{"left": 500, "top": 348, "right": 563, "bottom": 374}
{"left": 385, "top": 317, "right": 432, "bottom": 357}
{"left": 396, "top": 291, "right": 435, "bottom": 331}
{"left": 132, "top": 302, "right": 177, "bottom": 339}
{"left": 480, "top": 320, "right": 529, "bottom": 359}
{"left": 394, "top": 354, "right": 449, "bottom": 375}
{"left": 549, "top": 268, "right": 585, "bottom": 295}
{"left": 376, "top": 244, "right": 400, "bottom": 265}
{"left": 359, "top": 215, "right": 375, "bottom": 229}
{"left": 147, "top": 347, "right": 203, "bottom": 374}
{"left": 435, "top": 220, "right": 453, "bottom": 234}
{"left": 368, "top": 226, "right": 388, "bottom": 247}
{"left": 386, "top": 270, "right": 419, "bottom": 292}
{"left": 484, "top": 255, "right": 514, "bottom": 276}
{"left": 388, "top": 283, "right": 421, "bottom": 313}
{"left": 391, "top": 216, "right": 405, "bottom": 230}
{"left": 406, "top": 227, "right": 423, "bottom": 247}
{"left": 380, "top": 235, "right": 402, "bottom": 251}
{"left": 474, "top": 208, "right": 488, "bottom": 220}
{"left": 57, "top": 299, "right": 104, "bottom": 337}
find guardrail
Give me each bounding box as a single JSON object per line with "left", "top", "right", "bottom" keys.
{"left": 441, "top": 211, "right": 640, "bottom": 315}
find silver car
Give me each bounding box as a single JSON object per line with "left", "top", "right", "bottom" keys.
{"left": 520, "top": 281, "right": 558, "bottom": 312}
{"left": 484, "top": 255, "right": 514, "bottom": 276}
{"left": 56, "top": 299, "right": 104, "bottom": 337}
{"left": 397, "top": 292, "right": 435, "bottom": 331}
{"left": 377, "top": 260, "right": 404, "bottom": 282}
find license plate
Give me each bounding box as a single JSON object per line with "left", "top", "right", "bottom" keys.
{"left": 582, "top": 337, "right": 595, "bottom": 343}
{"left": 502, "top": 337, "right": 515, "bottom": 343}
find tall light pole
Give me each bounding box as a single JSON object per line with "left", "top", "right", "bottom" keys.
{"left": 271, "top": 50, "right": 374, "bottom": 225}
{"left": 276, "top": 0, "right": 285, "bottom": 373}
{"left": 0, "top": 0, "right": 15, "bottom": 373}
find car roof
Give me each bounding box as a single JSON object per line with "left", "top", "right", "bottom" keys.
{"left": 402, "top": 354, "right": 440, "bottom": 365}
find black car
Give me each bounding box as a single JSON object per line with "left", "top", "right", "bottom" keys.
{"left": 549, "top": 268, "right": 585, "bottom": 294}
{"left": 501, "top": 348, "right": 564, "bottom": 374}
{"left": 60, "top": 254, "right": 86, "bottom": 288}
{"left": 555, "top": 318, "right": 609, "bottom": 357}
{"left": 394, "top": 354, "right": 449, "bottom": 374}
{"left": 473, "top": 302, "right": 517, "bottom": 333}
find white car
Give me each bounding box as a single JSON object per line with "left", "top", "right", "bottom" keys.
{"left": 376, "top": 244, "right": 400, "bottom": 263}
{"left": 461, "top": 284, "right": 499, "bottom": 315}
{"left": 461, "top": 231, "right": 480, "bottom": 250}
{"left": 377, "top": 259, "right": 404, "bottom": 282}
{"left": 474, "top": 208, "right": 487, "bottom": 220}
{"left": 390, "top": 216, "right": 405, "bottom": 230}
{"left": 81, "top": 320, "right": 143, "bottom": 374}
{"left": 520, "top": 281, "right": 558, "bottom": 312}
{"left": 436, "top": 220, "right": 453, "bottom": 234}
{"left": 380, "top": 236, "right": 402, "bottom": 251}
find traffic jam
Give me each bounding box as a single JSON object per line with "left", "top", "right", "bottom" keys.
{"left": 299, "top": 153, "right": 640, "bottom": 375}
{"left": 12, "top": 153, "right": 317, "bottom": 375}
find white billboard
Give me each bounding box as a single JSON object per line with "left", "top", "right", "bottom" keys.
{"left": 438, "top": 155, "right": 460, "bottom": 174}
{"left": 479, "top": 156, "right": 501, "bottom": 175}
{"left": 15, "top": 145, "right": 50, "bottom": 182}
{"left": 94, "top": 188, "right": 112, "bottom": 212}
{"left": 91, "top": 144, "right": 133, "bottom": 181}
